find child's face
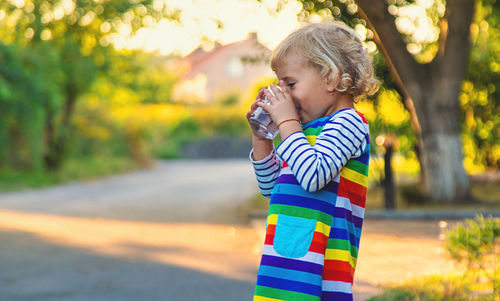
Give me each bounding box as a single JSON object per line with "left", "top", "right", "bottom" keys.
{"left": 274, "top": 53, "right": 342, "bottom": 124}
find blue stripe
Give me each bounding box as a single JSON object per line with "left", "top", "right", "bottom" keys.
{"left": 306, "top": 169, "right": 319, "bottom": 192}
{"left": 302, "top": 108, "right": 353, "bottom": 130}
{"left": 334, "top": 206, "right": 363, "bottom": 229}
{"left": 271, "top": 193, "right": 335, "bottom": 215}
{"left": 339, "top": 114, "right": 364, "bottom": 134}
{"left": 258, "top": 177, "right": 277, "bottom": 184}
{"left": 275, "top": 174, "right": 299, "bottom": 185}
{"left": 296, "top": 154, "right": 316, "bottom": 187}
{"left": 325, "top": 122, "right": 362, "bottom": 144}
{"left": 338, "top": 129, "right": 357, "bottom": 150}
{"left": 289, "top": 143, "right": 312, "bottom": 170}
{"left": 254, "top": 164, "right": 276, "bottom": 172}
{"left": 257, "top": 169, "right": 279, "bottom": 178}
{"left": 317, "top": 145, "right": 342, "bottom": 168}
{"left": 256, "top": 275, "right": 322, "bottom": 296}
{"left": 294, "top": 153, "right": 315, "bottom": 179}
{"left": 260, "top": 255, "right": 323, "bottom": 275}
{"left": 329, "top": 137, "right": 349, "bottom": 162}
{"left": 258, "top": 265, "right": 322, "bottom": 286}
{"left": 331, "top": 217, "right": 362, "bottom": 242}
{"left": 314, "top": 150, "right": 340, "bottom": 179}
{"left": 274, "top": 175, "right": 339, "bottom": 194}
{"left": 329, "top": 228, "right": 358, "bottom": 248}
{"left": 277, "top": 134, "right": 303, "bottom": 160}
{"left": 352, "top": 152, "right": 369, "bottom": 165}
{"left": 272, "top": 183, "right": 336, "bottom": 203}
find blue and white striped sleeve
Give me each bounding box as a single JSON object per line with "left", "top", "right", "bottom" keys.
{"left": 276, "top": 111, "right": 367, "bottom": 192}
{"left": 249, "top": 149, "right": 281, "bottom": 198}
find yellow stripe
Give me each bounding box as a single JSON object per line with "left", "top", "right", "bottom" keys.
{"left": 341, "top": 167, "right": 367, "bottom": 187}
{"left": 254, "top": 296, "right": 285, "bottom": 301}
{"left": 305, "top": 135, "right": 316, "bottom": 146}
{"left": 267, "top": 214, "right": 330, "bottom": 237}
{"left": 267, "top": 214, "right": 278, "bottom": 225}
{"left": 325, "top": 249, "right": 357, "bottom": 268}
{"left": 315, "top": 220, "right": 331, "bottom": 237}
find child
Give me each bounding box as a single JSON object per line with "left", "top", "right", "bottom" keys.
{"left": 247, "top": 22, "right": 378, "bottom": 301}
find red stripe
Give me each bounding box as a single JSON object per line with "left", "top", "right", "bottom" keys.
{"left": 309, "top": 241, "right": 326, "bottom": 253}
{"left": 322, "top": 269, "right": 353, "bottom": 282}
{"left": 266, "top": 224, "right": 276, "bottom": 234}
{"left": 354, "top": 110, "right": 368, "bottom": 124}
{"left": 323, "top": 260, "right": 354, "bottom": 282}
{"left": 324, "top": 259, "right": 355, "bottom": 274}
{"left": 338, "top": 177, "right": 367, "bottom": 208}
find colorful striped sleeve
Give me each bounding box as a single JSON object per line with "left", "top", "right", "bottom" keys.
{"left": 276, "top": 111, "right": 367, "bottom": 192}
{"left": 249, "top": 149, "right": 281, "bottom": 198}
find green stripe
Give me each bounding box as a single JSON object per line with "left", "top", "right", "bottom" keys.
{"left": 327, "top": 238, "right": 358, "bottom": 258}
{"left": 303, "top": 126, "right": 323, "bottom": 136}
{"left": 345, "top": 159, "right": 368, "bottom": 176}
{"left": 255, "top": 285, "right": 321, "bottom": 301}
{"left": 268, "top": 204, "right": 332, "bottom": 226}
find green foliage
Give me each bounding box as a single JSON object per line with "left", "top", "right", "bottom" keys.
{"left": 445, "top": 215, "right": 500, "bottom": 270}
{"left": 371, "top": 215, "right": 500, "bottom": 301}
{"left": 0, "top": 42, "right": 59, "bottom": 171}
{"left": 461, "top": 0, "right": 500, "bottom": 170}
{"left": 0, "top": 0, "right": 174, "bottom": 171}
{"left": 0, "top": 155, "right": 140, "bottom": 192}
{"left": 367, "top": 273, "right": 497, "bottom": 301}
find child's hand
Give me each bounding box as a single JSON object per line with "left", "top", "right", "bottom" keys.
{"left": 246, "top": 88, "right": 269, "bottom": 139}
{"left": 259, "top": 81, "right": 299, "bottom": 125}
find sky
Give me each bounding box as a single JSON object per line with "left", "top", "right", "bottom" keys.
{"left": 113, "top": 0, "right": 304, "bottom": 56}
{"left": 110, "top": 0, "right": 438, "bottom": 57}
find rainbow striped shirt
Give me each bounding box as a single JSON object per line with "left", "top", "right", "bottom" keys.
{"left": 250, "top": 108, "right": 370, "bottom": 301}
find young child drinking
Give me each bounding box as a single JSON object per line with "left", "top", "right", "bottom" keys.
{"left": 247, "top": 22, "right": 379, "bottom": 301}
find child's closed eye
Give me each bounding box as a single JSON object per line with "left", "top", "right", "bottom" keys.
{"left": 286, "top": 82, "right": 295, "bottom": 88}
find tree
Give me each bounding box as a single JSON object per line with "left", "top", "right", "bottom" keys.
{"left": 299, "top": 0, "right": 481, "bottom": 203}
{"left": 0, "top": 0, "right": 170, "bottom": 170}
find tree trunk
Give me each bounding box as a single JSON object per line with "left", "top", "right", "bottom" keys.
{"left": 356, "top": 0, "right": 475, "bottom": 203}
{"left": 384, "top": 144, "right": 396, "bottom": 209}
{"left": 43, "top": 88, "right": 77, "bottom": 171}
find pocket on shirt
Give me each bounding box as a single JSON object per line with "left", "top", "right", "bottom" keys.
{"left": 273, "top": 214, "right": 316, "bottom": 258}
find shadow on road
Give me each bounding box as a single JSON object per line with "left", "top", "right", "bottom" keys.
{"left": 0, "top": 229, "right": 256, "bottom": 301}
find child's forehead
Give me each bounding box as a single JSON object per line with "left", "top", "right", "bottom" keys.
{"left": 274, "top": 53, "right": 311, "bottom": 72}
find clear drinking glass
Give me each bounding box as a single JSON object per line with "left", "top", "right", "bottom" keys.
{"left": 249, "top": 97, "right": 279, "bottom": 140}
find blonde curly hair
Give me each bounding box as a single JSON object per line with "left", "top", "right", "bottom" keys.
{"left": 270, "top": 22, "right": 379, "bottom": 99}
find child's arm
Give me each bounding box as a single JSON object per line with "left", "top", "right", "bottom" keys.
{"left": 250, "top": 146, "right": 281, "bottom": 198}
{"left": 277, "top": 111, "right": 367, "bottom": 192}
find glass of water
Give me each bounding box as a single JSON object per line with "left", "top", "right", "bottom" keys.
{"left": 249, "top": 94, "right": 279, "bottom": 140}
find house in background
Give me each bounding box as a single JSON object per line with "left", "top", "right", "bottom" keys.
{"left": 172, "top": 33, "right": 274, "bottom": 103}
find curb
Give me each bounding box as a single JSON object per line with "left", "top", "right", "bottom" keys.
{"left": 248, "top": 210, "right": 500, "bottom": 220}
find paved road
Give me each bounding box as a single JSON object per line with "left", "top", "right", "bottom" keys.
{"left": 0, "top": 159, "right": 262, "bottom": 301}
{"left": 0, "top": 160, "right": 258, "bottom": 224}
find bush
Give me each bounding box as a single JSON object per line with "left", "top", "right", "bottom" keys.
{"left": 369, "top": 215, "right": 500, "bottom": 300}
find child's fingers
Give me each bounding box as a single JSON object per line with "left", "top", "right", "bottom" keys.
{"left": 256, "top": 88, "right": 266, "bottom": 101}
{"left": 278, "top": 80, "right": 291, "bottom": 99}
{"left": 268, "top": 84, "right": 281, "bottom": 101}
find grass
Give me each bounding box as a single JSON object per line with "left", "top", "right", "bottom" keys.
{"left": 0, "top": 155, "right": 143, "bottom": 192}
{"left": 367, "top": 272, "right": 499, "bottom": 301}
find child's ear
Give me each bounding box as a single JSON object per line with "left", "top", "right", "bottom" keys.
{"left": 324, "top": 70, "right": 339, "bottom": 93}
